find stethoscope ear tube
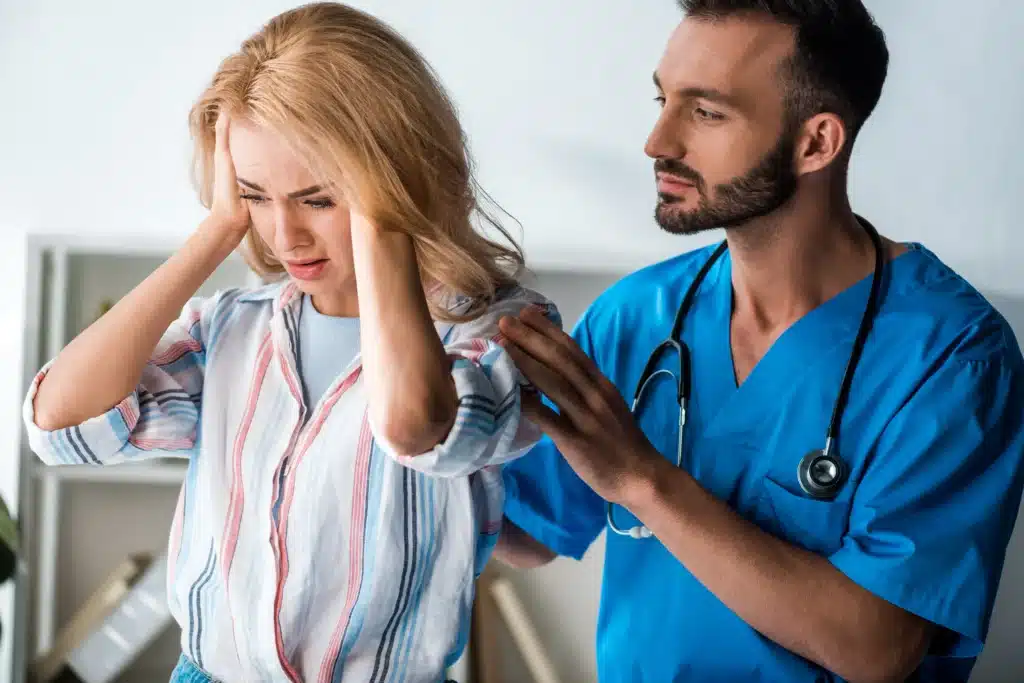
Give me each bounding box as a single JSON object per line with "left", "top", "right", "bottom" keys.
{"left": 804, "top": 215, "right": 884, "bottom": 501}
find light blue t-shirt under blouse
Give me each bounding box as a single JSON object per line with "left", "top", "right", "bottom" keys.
{"left": 297, "top": 294, "right": 361, "bottom": 408}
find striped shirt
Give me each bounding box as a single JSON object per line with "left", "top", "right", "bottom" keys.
{"left": 23, "top": 280, "right": 561, "bottom": 682}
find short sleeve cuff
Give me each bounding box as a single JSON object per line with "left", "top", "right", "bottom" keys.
{"left": 830, "top": 550, "right": 985, "bottom": 658}
{"left": 503, "top": 474, "right": 597, "bottom": 561}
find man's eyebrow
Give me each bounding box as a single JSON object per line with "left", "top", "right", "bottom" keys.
{"left": 653, "top": 72, "right": 742, "bottom": 108}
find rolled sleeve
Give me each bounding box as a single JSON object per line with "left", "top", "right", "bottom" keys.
{"left": 829, "top": 351, "right": 1024, "bottom": 658}
{"left": 378, "top": 288, "right": 561, "bottom": 478}
{"left": 23, "top": 365, "right": 142, "bottom": 465}
{"left": 22, "top": 295, "right": 218, "bottom": 466}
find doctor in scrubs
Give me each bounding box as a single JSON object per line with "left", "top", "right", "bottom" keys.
{"left": 495, "top": 1, "right": 1024, "bottom": 682}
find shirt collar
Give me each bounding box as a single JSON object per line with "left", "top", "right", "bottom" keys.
{"left": 237, "top": 280, "right": 302, "bottom": 314}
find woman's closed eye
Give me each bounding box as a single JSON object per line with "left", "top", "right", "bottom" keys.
{"left": 240, "top": 192, "right": 267, "bottom": 204}
{"left": 304, "top": 197, "right": 335, "bottom": 210}
{"left": 239, "top": 193, "right": 336, "bottom": 210}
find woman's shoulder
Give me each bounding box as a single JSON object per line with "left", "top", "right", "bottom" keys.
{"left": 231, "top": 280, "right": 289, "bottom": 306}
{"left": 199, "top": 281, "right": 288, "bottom": 316}
{"left": 442, "top": 283, "right": 562, "bottom": 340}
{"left": 494, "top": 283, "right": 559, "bottom": 313}
{"left": 187, "top": 282, "right": 284, "bottom": 337}
{"left": 454, "top": 283, "right": 558, "bottom": 315}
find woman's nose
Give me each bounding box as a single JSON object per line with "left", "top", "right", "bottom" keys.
{"left": 273, "top": 205, "right": 312, "bottom": 253}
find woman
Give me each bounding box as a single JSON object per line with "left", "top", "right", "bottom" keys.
{"left": 23, "top": 3, "right": 559, "bottom": 681}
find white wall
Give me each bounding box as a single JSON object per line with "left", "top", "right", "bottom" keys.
{"left": 2, "top": 1, "right": 1024, "bottom": 681}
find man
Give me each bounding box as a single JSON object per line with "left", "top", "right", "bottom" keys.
{"left": 494, "top": 1, "right": 1024, "bottom": 682}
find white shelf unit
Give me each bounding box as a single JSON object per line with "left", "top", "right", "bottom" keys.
{"left": 14, "top": 236, "right": 256, "bottom": 683}
{"left": 32, "top": 462, "right": 188, "bottom": 486}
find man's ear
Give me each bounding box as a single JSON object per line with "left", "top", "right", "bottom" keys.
{"left": 793, "top": 112, "right": 848, "bottom": 175}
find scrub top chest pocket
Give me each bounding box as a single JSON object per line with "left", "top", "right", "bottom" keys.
{"left": 743, "top": 401, "right": 863, "bottom": 557}
{"left": 751, "top": 475, "right": 853, "bottom": 557}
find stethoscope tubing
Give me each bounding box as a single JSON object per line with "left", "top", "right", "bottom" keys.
{"left": 608, "top": 217, "right": 885, "bottom": 539}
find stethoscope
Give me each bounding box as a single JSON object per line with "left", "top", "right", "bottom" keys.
{"left": 608, "top": 216, "right": 885, "bottom": 539}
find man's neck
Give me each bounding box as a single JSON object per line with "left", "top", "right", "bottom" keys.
{"left": 725, "top": 198, "right": 878, "bottom": 333}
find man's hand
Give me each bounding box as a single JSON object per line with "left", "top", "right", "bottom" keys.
{"left": 497, "top": 307, "right": 660, "bottom": 506}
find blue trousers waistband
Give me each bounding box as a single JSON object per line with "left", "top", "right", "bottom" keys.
{"left": 169, "top": 652, "right": 458, "bottom": 682}
{"left": 169, "top": 654, "right": 217, "bottom": 683}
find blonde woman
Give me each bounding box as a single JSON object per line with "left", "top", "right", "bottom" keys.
{"left": 22, "top": 3, "right": 559, "bottom": 681}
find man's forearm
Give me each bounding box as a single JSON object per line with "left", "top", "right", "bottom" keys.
{"left": 494, "top": 518, "right": 557, "bottom": 569}
{"left": 624, "top": 458, "right": 932, "bottom": 683}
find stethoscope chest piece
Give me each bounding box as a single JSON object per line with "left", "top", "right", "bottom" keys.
{"left": 797, "top": 449, "right": 845, "bottom": 500}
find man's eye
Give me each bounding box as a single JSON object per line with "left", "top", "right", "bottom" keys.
{"left": 695, "top": 108, "right": 724, "bottom": 121}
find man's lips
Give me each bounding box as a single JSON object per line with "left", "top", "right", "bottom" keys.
{"left": 657, "top": 173, "right": 697, "bottom": 193}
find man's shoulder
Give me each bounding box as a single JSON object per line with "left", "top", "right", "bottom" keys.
{"left": 580, "top": 243, "right": 722, "bottom": 333}
{"left": 884, "top": 244, "right": 1022, "bottom": 367}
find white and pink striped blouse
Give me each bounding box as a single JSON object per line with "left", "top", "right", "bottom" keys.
{"left": 23, "top": 280, "right": 560, "bottom": 682}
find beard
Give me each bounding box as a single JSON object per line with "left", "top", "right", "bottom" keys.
{"left": 654, "top": 131, "right": 799, "bottom": 235}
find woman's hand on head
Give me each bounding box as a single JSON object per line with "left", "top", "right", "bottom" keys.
{"left": 208, "top": 113, "right": 251, "bottom": 240}
{"left": 348, "top": 202, "right": 376, "bottom": 234}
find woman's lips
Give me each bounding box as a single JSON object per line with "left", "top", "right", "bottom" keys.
{"left": 285, "top": 259, "right": 328, "bottom": 280}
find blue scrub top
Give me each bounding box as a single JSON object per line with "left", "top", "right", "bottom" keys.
{"left": 502, "top": 242, "right": 1024, "bottom": 682}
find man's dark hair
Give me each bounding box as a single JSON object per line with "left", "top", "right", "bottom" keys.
{"left": 678, "top": 0, "right": 889, "bottom": 142}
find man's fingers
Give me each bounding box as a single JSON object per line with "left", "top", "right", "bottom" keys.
{"left": 502, "top": 312, "right": 624, "bottom": 413}
{"left": 500, "top": 316, "right": 596, "bottom": 399}
{"left": 504, "top": 341, "right": 592, "bottom": 426}
{"left": 518, "top": 307, "right": 607, "bottom": 385}
{"left": 521, "top": 391, "right": 570, "bottom": 435}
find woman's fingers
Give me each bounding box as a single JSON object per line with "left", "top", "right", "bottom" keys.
{"left": 210, "top": 111, "right": 250, "bottom": 234}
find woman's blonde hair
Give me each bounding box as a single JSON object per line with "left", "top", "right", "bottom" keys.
{"left": 188, "top": 2, "right": 524, "bottom": 321}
